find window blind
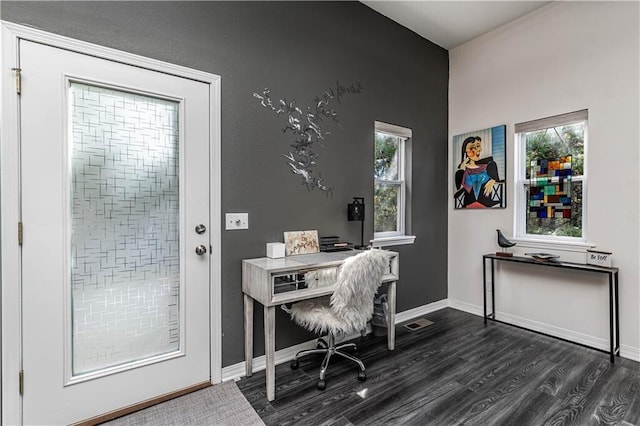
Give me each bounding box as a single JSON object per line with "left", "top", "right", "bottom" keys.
{"left": 515, "top": 109, "right": 588, "bottom": 133}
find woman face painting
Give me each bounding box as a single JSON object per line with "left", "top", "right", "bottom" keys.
{"left": 465, "top": 139, "right": 482, "bottom": 162}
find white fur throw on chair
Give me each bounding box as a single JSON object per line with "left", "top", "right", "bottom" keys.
{"left": 290, "top": 249, "right": 389, "bottom": 335}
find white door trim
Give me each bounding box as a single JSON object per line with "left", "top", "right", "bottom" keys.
{"left": 0, "top": 21, "right": 222, "bottom": 425}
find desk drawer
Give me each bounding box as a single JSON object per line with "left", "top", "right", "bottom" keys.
{"left": 273, "top": 273, "right": 306, "bottom": 294}
{"left": 242, "top": 250, "right": 398, "bottom": 307}
{"left": 272, "top": 266, "right": 339, "bottom": 295}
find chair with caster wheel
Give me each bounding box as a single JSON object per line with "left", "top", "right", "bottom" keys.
{"left": 286, "top": 249, "right": 389, "bottom": 390}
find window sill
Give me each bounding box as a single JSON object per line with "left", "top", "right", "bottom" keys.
{"left": 511, "top": 237, "right": 595, "bottom": 253}
{"left": 371, "top": 235, "right": 416, "bottom": 248}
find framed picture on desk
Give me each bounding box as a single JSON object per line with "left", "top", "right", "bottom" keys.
{"left": 284, "top": 230, "right": 319, "bottom": 256}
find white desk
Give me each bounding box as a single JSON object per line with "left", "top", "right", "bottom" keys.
{"left": 242, "top": 250, "right": 399, "bottom": 401}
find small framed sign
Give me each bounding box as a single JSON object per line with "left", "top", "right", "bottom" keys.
{"left": 586, "top": 249, "right": 612, "bottom": 267}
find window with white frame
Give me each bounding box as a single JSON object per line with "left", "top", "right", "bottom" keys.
{"left": 515, "top": 110, "right": 587, "bottom": 241}
{"left": 373, "top": 121, "right": 414, "bottom": 245}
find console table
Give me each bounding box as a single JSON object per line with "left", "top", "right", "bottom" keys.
{"left": 243, "top": 250, "right": 399, "bottom": 401}
{"left": 482, "top": 254, "right": 620, "bottom": 363}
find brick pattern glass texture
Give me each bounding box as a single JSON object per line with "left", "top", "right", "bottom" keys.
{"left": 70, "top": 82, "right": 180, "bottom": 375}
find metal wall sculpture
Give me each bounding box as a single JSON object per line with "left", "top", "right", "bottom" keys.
{"left": 254, "top": 81, "right": 362, "bottom": 194}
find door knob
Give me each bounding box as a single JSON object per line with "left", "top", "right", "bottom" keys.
{"left": 195, "top": 224, "right": 206, "bottom": 235}
{"left": 195, "top": 245, "right": 207, "bottom": 256}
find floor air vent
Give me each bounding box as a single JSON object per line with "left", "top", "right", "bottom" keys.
{"left": 403, "top": 318, "right": 433, "bottom": 331}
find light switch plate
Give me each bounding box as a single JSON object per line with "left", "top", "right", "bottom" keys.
{"left": 226, "top": 213, "right": 249, "bottom": 230}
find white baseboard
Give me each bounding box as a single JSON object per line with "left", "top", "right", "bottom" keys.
{"left": 621, "top": 344, "right": 640, "bottom": 362}
{"left": 448, "top": 298, "right": 640, "bottom": 363}
{"left": 447, "top": 298, "right": 484, "bottom": 316}
{"left": 222, "top": 299, "right": 450, "bottom": 381}
{"left": 222, "top": 298, "right": 640, "bottom": 381}
{"left": 222, "top": 339, "right": 318, "bottom": 382}
{"left": 396, "top": 298, "right": 449, "bottom": 323}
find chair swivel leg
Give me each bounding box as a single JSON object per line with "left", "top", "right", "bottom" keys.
{"left": 290, "top": 347, "right": 327, "bottom": 369}
{"left": 336, "top": 342, "right": 357, "bottom": 352}
{"left": 316, "top": 335, "right": 336, "bottom": 390}
{"left": 335, "top": 350, "right": 365, "bottom": 372}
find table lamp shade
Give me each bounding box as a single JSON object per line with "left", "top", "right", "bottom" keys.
{"left": 348, "top": 198, "right": 365, "bottom": 222}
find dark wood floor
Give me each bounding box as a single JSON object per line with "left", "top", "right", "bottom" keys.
{"left": 238, "top": 308, "right": 640, "bottom": 426}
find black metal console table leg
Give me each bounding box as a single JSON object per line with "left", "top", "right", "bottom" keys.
{"left": 609, "top": 271, "right": 614, "bottom": 363}
{"left": 608, "top": 270, "right": 621, "bottom": 364}
{"left": 491, "top": 259, "right": 495, "bottom": 321}
{"left": 614, "top": 271, "right": 620, "bottom": 361}
{"left": 483, "top": 257, "right": 487, "bottom": 325}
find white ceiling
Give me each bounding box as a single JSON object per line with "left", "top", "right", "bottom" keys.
{"left": 361, "top": 1, "right": 551, "bottom": 50}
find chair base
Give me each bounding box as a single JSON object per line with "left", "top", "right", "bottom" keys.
{"left": 291, "top": 334, "right": 366, "bottom": 390}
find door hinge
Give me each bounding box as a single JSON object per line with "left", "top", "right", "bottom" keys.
{"left": 19, "top": 370, "right": 24, "bottom": 395}
{"left": 18, "top": 221, "right": 23, "bottom": 246}
{"left": 11, "top": 67, "right": 22, "bottom": 95}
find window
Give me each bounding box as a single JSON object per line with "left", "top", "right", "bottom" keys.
{"left": 515, "top": 110, "right": 587, "bottom": 242}
{"left": 373, "top": 121, "right": 415, "bottom": 246}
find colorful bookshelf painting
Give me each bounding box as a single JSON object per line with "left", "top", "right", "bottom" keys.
{"left": 529, "top": 155, "right": 572, "bottom": 219}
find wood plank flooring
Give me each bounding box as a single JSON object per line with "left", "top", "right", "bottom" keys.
{"left": 238, "top": 308, "right": 640, "bottom": 425}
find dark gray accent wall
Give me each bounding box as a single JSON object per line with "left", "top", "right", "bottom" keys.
{"left": 2, "top": 1, "right": 448, "bottom": 367}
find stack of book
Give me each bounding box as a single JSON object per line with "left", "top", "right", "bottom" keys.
{"left": 320, "top": 236, "right": 354, "bottom": 252}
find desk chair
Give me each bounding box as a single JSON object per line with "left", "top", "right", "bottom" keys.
{"left": 288, "top": 249, "right": 389, "bottom": 390}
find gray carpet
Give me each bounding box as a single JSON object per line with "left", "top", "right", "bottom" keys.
{"left": 104, "top": 380, "right": 265, "bottom": 425}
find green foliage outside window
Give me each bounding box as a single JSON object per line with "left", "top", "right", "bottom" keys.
{"left": 374, "top": 184, "right": 398, "bottom": 233}
{"left": 374, "top": 132, "right": 400, "bottom": 233}
{"left": 525, "top": 123, "right": 584, "bottom": 237}
{"left": 374, "top": 133, "right": 398, "bottom": 180}
{"left": 525, "top": 124, "right": 584, "bottom": 177}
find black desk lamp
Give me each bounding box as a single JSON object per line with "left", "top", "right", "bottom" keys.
{"left": 348, "top": 197, "right": 365, "bottom": 249}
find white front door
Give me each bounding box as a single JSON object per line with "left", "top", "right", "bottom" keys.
{"left": 19, "top": 39, "right": 212, "bottom": 424}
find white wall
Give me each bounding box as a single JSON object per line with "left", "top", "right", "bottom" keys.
{"left": 448, "top": 1, "right": 640, "bottom": 360}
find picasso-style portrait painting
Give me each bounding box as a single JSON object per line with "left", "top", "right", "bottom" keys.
{"left": 453, "top": 125, "right": 506, "bottom": 209}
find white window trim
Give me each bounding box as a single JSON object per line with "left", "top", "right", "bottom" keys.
{"left": 372, "top": 121, "right": 415, "bottom": 247}
{"left": 513, "top": 110, "right": 589, "bottom": 249}
{"left": 371, "top": 235, "right": 416, "bottom": 248}
{"left": 510, "top": 236, "right": 594, "bottom": 253}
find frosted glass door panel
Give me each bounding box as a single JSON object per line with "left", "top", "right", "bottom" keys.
{"left": 70, "top": 82, "right": 181, "bottom": 375}
{"left": 20, "top": 40, "right": 212, "bottom": 424}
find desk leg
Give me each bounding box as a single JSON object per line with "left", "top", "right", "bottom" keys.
{"left": 483, "top": 257, "right": 487, "bottom": 325}
{"left": 243, "top": 294, "right": 253, "bottom": 377}
{"left": 615, "top": 271, "right": 620, "bottom": 358}
{"left": 387, "top": 281, "right": 396, "bottom": 351}
{"left": 265, "top": 305, "right": 276, "bottom": 401}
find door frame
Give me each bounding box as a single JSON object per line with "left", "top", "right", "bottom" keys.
{"left": 0, "top": 21, "right": 222, "bottom": 425}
